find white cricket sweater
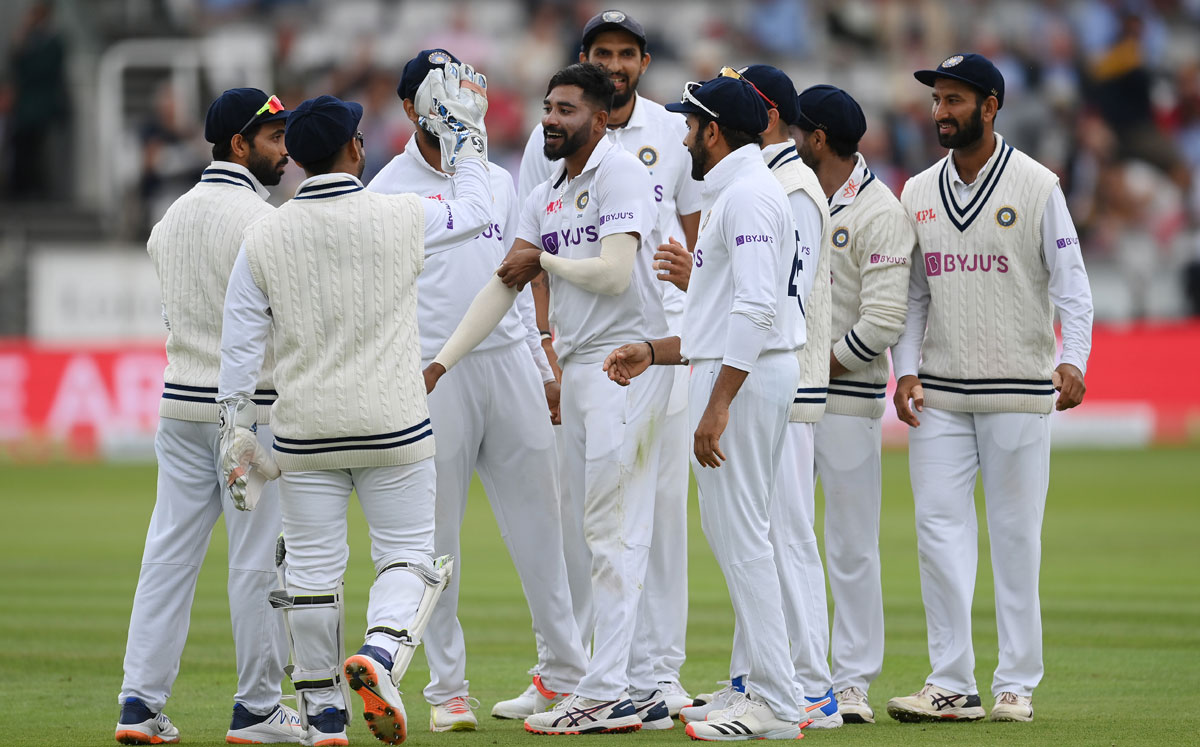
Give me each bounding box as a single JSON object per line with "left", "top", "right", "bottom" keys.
{"left": 900, "top": 135, "right": 1060, "bottom": 414}
{"left": 148, "top": 161, "right": 277, "bottom": 423}
{"left": 825, "top": 155, "right": 914, "bottom": 418}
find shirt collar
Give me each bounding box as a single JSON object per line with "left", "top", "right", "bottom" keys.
{"left": 611, "top": 94, "right": 649, "bottom": 131}
{"left": 552, "top": 135, "right": 615, "bottom": 188}
{"left": 403, "top": 133, "right": 449, "bottom": 180}
{"left": 829, "top": 153, "right": 870, "bottom": 209}
{"left": 761, "top": 139, "right": 802, "bottom": 170}
{"left": 701, "top": 143, "right": 762, "bottom": 197}
{"left": 294, "top": 172, "right": 365, "bottom": 200}
{"left": 946, "top": 132, "right": 1006, "bottom": 188}
{"left": 201, "top": 160, "right": 270, "bottom": 199}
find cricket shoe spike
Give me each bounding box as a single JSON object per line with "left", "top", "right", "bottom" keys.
{"left": 345, "top": 646, "right": 408, "bottom": 744}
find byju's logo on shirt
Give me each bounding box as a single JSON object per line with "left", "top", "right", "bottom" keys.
{"left": 734, "top": 233, "right": 774, "bottom": 246}
{"left": 599, "top": 211, "right": 633, "bottom": 226}
{"left": 541, "top": 232, "right": 560, "bottom": 254}
{"left": 924, "top": 251, "right": 1009, "bottom": 276}
{"left": 541, "top": 226, "right": 599, "bottom": 254}
{"left": 1056, "top": 236, "right": 1079, "bottom": 249}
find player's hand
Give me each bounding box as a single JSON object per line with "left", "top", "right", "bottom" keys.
{"left": 542, "top": 338, "right": 562, "bottom": 383}
{"left": 423, "top": 362, "right": 447, "bottom": 394}
{"left": 829, "top": 349, "right": 850, "bottom": 378}
{"left": 1053, "top": 364, "right": 1086, "bottom": 411}
{"left": 603, "top": 342, "right": 653, "bottom": 386}
{"left": 544, "top": 379, "right": 561, "bottom": 425}
{"left": 497, "top": 246, "right": 544, "bottom": 288}
{"left": 219, "top": 398, "right": 280, "bottom": 511}
{"left": 893, "top": 374, "right": 925, "bottom": 428}
{"left": 415, "top": 62, "right": 488, "bottom": 172}
{"left": 654, "top": 236, "right": 692, "bottom": 291}
{"left": 694, "top": 403, "right": 729, "bottom": 468}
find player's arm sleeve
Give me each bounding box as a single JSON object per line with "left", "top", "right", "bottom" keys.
{"left": 891, "top": 241, "right": 930, "bottom": 379}
{"left": 539, "top": 233, "right": 637, "bottom": 295}
{"left": 832, "top": 211, "right": 916, "bottom": 373}
{"left": 432, "top": 274, "right": 520, "bottom": 373}
{"left": 722, "top": 196, "right": 787, "bottom": 373}
{"left": 517, "top": 124, "right": 551, "bottom": 206}
{"left": 218, "top": 246, "right": 272, "bottom": 403}
{"left": 422, "top": 158, "right": 494, "bottom": 255}
{"left": 1041, "top": 184, "right": 1094, "bottom": 374}
{"left": 789, "top": 190, "right": 824, "bottom": 305}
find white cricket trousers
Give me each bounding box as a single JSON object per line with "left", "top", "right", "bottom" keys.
{"left": 279, "top": 461, "right": 436, "bottom": 711}
{"left": 814, "top": 413, "right": 884, "bottom": 694}
{"left": 422, "top": 343, "right": 586, "bottom": 703}
{"left": 907, "top": 407, "right": 1050, "bottom": 698}
{"left": 690, "top": 353, "right": 802, "bottom": 723}
{"left": 560, "top": 358, "right": 671, "bottom": 700}
{"left": 628, "top": 364, "right": 690, "bottom": 691}
{"left": 120, "top": 417, "right": 287, "bottom": 715}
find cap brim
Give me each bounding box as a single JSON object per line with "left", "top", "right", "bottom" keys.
{"left": 664, "top": 101, "right": 704, "bottom": 116}
{"left": 258, "top": 110, "right": 290, "bottom": 125}
{"left": 914, "top": 69, "right": 986, "bottom": 93}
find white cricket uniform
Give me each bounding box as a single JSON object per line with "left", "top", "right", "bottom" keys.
{"left": 219, "top": 160, "right": 496, "bottom": 713}
{"left": 895, "top": 134, "right": 1093, "bottom": 698}
{"left": 519, "top": 94, "right": 702, "bottom": 687}
{"left": 367, "top": 136, "right": 587, "bottom": 703}
{"left": 813, "top": 154, "right": 914, "bottom": 696}
{"left": 120, "top": 162, "right": 287, "bottom": 717}
{"left": 682, "top": 144, "right": 804, "bottom": 723}
{"left": 516, "top": 136, "right": 671, "bottom": 700}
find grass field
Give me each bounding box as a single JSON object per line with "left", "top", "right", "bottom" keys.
{"left": 2, "top": 447, "right": 1197, "bottom": 746}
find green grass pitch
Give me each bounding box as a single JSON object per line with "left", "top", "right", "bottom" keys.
{"left": 1, "top": 447, "right": 1196, "bottom": 746}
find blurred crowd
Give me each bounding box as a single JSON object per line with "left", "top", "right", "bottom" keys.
{"left": 3, "top": 0, "right": 1200, "bottom": 317}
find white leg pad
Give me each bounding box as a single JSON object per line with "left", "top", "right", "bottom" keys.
{"left": 381, "top": 555, "right": 454, "bottom": 687}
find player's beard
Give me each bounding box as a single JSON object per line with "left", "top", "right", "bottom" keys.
{"left": 796, "top": 132, "right": 818, "bottom": 171}
{"left": 543, "top": 124, "right": 589, "bottom": 161}
{"left": 936, "top": 98, "right": 985, "bottom": 149}
{"left": 246, "top": 146, "right": 287, "bottom": 187}
{"left": 687, "top": 135, "right": 712, "bottom": 181}
{"left": 610, "top": 71, "right": 639, "bottom": 110}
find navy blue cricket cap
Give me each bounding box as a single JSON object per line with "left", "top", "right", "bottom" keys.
{"left": 795, "top": 84, "right": 867, "bottom": 143}
{"left": 204, "top": 87, "right": 290, "bottom": 144}
{"left": 914, "top": 53, "right": 1005, "bottom": 109}
{"left": 284, "top": 95, "right": 364, "bottom": 165}
{"left": 397, "top": 48, "right": 461, "bottom": 102}
{"left": 738, "top": 65, "right": 799, "bottom": 125}
{"left": 581, "top": 9, "right": 647, "bottom": 51}
{"left": 665, "top": 76, "right": 769, "bottom": 135}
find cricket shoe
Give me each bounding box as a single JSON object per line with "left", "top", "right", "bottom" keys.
{"left": 430, "top": 696, "right": 480, "bottom": 732}
{"left": 492, "top": 672, "right": 567, "bottom": 719}
{"left": 803, "top": 688, "right": 843, "bottom": 728}
{"left": 679, "top": 681, "right": 740, "bottom": 723}
{"left": 227, "top": 702, "right": 304, "bottom": 743}
{"left": 345, "top": 645, "right": 408, "bottom": 744}
{"left": 523, "top": 694, "right": 642, "bottom": 734}
{"left": 303, "top": 709, "right": 348, "bottom": 747}
{"left": 684, "top": 693, "right": 807, "bottom": 741}
{"left": 989, "top": 692, "right": 1033, "bottom": 722}
{"left": 115, "top": 698, "right": 180, "bottom": 744}
{"left": 886, "top": 683, "right": 985, "bottom": 722}
{"left": 657, "top": 680, "right": 693, "bottom": 718}
{"left": 834, "top": 687, "right": 874, "bottom": 724}
{"left": 630, "top": 690, "right": 673, "bottom": 730}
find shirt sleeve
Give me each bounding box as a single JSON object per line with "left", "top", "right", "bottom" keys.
{"left": 721, "top": 191, "right": 789, "bottom": 371}
{"left": 592, "top": 153, "right": 654, "bottom": 242}
{"left": 421, "top": 158, "right": 494, "bottom": 255}
{"left": 518, "top": 124, "right": 552, "bottom": 207}
{"left": 516, "top": 182, "right": 547, "bottom": 248}
{"left": 891, "top": 243, "right": 930, "bottom": 380}
{"left": 832, "top": 209, "right": 916, "bottom": 373}
{"left": 1040, "top": 184, "right": 1094, "bottom": 374}
{"left": 218, "top": 246, "right": 272, "bottom": 403}
{"left": 788, "top": 189, "right": 824, "bottom": 305}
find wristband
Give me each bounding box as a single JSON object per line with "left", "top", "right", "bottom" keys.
{"left": 646, "top": 340, "right": 655, "bottom": 365}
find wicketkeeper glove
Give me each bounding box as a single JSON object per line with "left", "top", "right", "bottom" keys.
{"left": 415, "top": 61, "right": 489, "bottom": 173}
{"left": 219, "top": 396, "right": 280, "bottom": 511}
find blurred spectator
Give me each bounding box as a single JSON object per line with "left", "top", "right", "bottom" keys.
{"left": 5, "top": 0, "right": 69, "bottom": 201}
{"left": 135, "top": 83, "right": 209, "bottom": 234}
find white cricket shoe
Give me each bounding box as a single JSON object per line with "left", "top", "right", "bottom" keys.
{"left": 430, "top": 696, "right": 479, "bottom": 732}
{"left": 115, "top": 698, "right": 180, "bottom": 745}
{"left": 886, "top": 683, "right": 985, "bottom": 722}
{"left": 226, "top": 703, "right": 304, "bottom": 743}
{"left": 989, "top": 692, "right": 1033, "bottom": 722}
{"left": 835, "top": 687, "right": 874, "bottom": 724}
{"left": 345, "top": 649, "right": 408, "bottom": 744}
{"left": 630, "top": 690, "right": 673, "bottom": 730}
{"left": 523, "top": 694, "right": 642, "bottom": 734}
{"left": 684, "top": 693, "right": 804, "bottom": 741}
{"left": 679, "top": 683, "right": 737, "bottom": 723}
{"left": 492, "top": 673, "right": 566, "bottom": 719}
{"left": 657, "top": 680, "right": 693, "bottom": 718}
{"left": 802, "top": 688, "right": 843, "bottom": 729}
{"left": 304, "top": 708, "right": 348, "bottom": 747}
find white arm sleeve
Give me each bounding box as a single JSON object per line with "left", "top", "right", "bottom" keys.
{"left": 538, "top": 232, "right": 637, "bottom": 296}
{"left": 421, "top": 158, "right": 494, "bottom": 255}
{"left": 892, "top": 245, "right": 931, "bottom": 379}
{"left": 218, "top": 246, "right": 272, "bottom": 403}
{"left": 432, "top": 274, "right": 519, "bottom": 372}
{"left": 1040, "top": 185, "right": 1094, "bottom": 374}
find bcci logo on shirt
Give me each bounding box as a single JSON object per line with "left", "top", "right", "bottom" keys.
{"left": 996, "top": 206, "right": 1017, "bottom": 228}
{"left": 575, "top": 191, "right": 590, "bottom": 211}
{"left": 832, "top": 227, "right": 850, "bottom": 249}
{"left": 638, "top": 146, "right": 658, "bottom": 167}
{"left": 541, "top": 232, "right": 560, "bottom": 254}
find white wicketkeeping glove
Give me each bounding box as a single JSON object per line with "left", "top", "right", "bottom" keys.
{"left": 414, "top": 61, "right": 489, "bottom": 173}
{"left": 219, "top": 397, "right": 280, "bottom": 511}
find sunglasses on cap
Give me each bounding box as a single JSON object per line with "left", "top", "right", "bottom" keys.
{"left": 718, "top": 67, "right": 777, "bottom": 109}
{"left": 681, "top": 81, "right": 720, "bottom": 120}
{"left": 238, "top": 94, "right": 285, "bottom": 135}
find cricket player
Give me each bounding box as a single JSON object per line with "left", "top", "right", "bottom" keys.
{"left": 424, "top": 62, "right": 673, "bottom": 734}
{"left": 116, "top": 88, "right": 302, "bottom": 746}
{"left": 795, "top": 84, "right": 916, "bottom": 725}
{"left": 217, "top": 67, "right": 495, "bottom": 746}
{"left": 889, "top": 53, "right": 1092, "bottom": 724}
{"left": 367, "top": 48, "right": 587, "bottom": 733}
{"left": 606, "top": 75, "right": 811, "bottom": 741}
{"left": 506, "top": 9, "right": 702, "bottom": 718}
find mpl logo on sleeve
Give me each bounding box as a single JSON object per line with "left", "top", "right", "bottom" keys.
{"left": 541, "top": 232, "right": 561, "bottom": 254}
